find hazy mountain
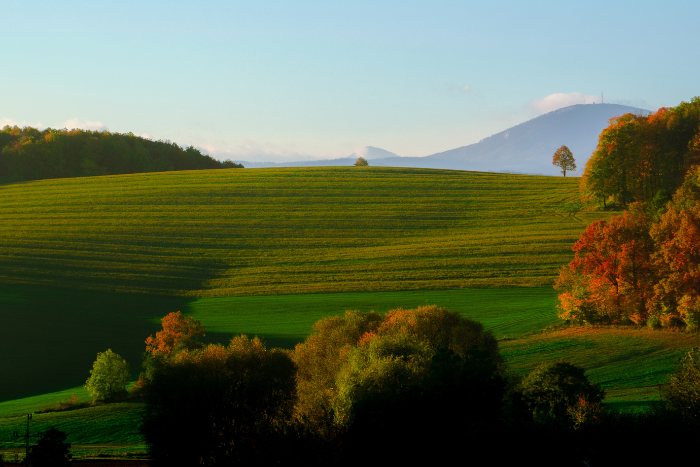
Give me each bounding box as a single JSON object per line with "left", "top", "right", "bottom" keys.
{"left": 237, "top": 146, "right": 400, "bottom": 168}
{"left": 353, "top": 146, "right": 401, "bottom": 160}
{"left": 236, "top": 104, "right": 648, "bottom": 174}
{"left": 371, "top": 104, "right": 649, "bottom": 175}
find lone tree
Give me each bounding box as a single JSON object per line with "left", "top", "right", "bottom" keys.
{"left": 85, "top": 349, "right": 131, "bottom": 401}
{"left": 553, "top": 145, "right": 576, "bottom": 176}
{"left": 354, "top": 157, "right": 369, "bottom": 166}
{"left": 26, "top": 427, "right": 72, "bottom": 466}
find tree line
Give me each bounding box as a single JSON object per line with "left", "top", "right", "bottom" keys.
{"left": 582, "top": 97, "right": 700, "bottom": 207}
{"left": 74, "top": 308, "right": 698, "bottom": 466}
{"left": 0, "top": 126, "right": 242, "bottom": 183}
{"left": 558, "top": 97, "right": 700, "bottom": 328}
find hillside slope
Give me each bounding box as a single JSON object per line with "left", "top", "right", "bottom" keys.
{"left": 0, "top": 167, "right": 602, "bottom": 297}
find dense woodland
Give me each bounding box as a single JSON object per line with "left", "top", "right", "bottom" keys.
{"left": 0, "top": 126, "right": 242, "bottom": 183}
{"left": 582, "top": 97, "right": 700, "bottom": 206}
{"left": 558, "top": 97, "right": 700, "bottom": 328}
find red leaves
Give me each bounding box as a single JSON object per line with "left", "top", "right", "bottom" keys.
{"left": 558, "top": 207, "right": 654, "bottom": 323}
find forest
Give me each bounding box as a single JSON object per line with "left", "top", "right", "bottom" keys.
{"left": 0, "top": 126, "right": 242, "bottom": 183}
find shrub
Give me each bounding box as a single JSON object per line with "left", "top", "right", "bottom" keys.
{"left": 26, "top": 427, "right": 72, "bottom": 466}
{"left": 661, "top": 347, "right": 700, "bottom": 421}
{"left": 142, "top": 336, "right": 297, "bottom": 466}
{"left": 519, "top": 361, "right": 604, "bottom": 428}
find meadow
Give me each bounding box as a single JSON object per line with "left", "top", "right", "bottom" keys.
{"left": 1, "top": 166, "right": 696, "bottom": 460}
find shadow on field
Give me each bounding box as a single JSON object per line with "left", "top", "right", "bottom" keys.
{"left": 0, "top": 284, "right": 192, "bottom": 402}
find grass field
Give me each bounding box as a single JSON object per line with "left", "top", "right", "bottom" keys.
{"left": 2, "top": 166, "right": 695, "bottom": 459}
{"left": 0, "top": 284, "right": 561, "bottom": 402}
{"left": 0, "top": 167, "right": 597, "bottom": 296}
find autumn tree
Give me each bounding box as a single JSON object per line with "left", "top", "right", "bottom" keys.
{"left": 145, "top": 311, "right": 205, "bottom": 356}
{"left": 85, "top": 349, "right": 131, "bottom": 401}
{"left": 141, "top": 336, "right": 296, "bottom": 466}
{"left": 647, "top": 165, "right": 700, "bottom": 328}
{"left": 582, "top": 98, "right": 700, "bottom": 206}
{"left": 555, "top": 205, "right": 654, "bottom": 324}
{"left": 354, "top": 157, "right": 369, "bottom": 166}
{"left": 552, "top": 145, "right": 576, "bottom": 176}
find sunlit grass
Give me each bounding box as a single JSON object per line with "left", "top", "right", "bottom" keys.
{"left": 0, "top": 167, "right": 599, "bottom": 296}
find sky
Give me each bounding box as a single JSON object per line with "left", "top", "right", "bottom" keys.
{"left": 2, "top": 0, "right": 699, "bottom": 162}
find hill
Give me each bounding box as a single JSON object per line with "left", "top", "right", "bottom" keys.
{"left": 1, "top": 166, "right": 696, "bottom": 457}
{"left": 0, "top": 166, "right": 596, "bottom": 297}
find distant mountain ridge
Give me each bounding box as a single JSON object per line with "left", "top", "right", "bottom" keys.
{"left": 372, "top": 104, "right": 649, "bottom": 175}
{"left": 238, "top": 146, "right": 400, "bottom": 168}
{"left": 238, "top": 104, "right": 649, "bottom": 174}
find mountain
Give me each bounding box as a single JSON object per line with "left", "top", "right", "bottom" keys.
{"left": 236, "top": 104, "right": 648, "bottom": 174}
{"left": 371, "top": 104, "right": 649, "bottom": 175}
{"left": 236, "top": 146, "right": 401, "bottom": 168}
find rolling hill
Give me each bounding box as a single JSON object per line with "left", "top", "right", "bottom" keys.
{"left": 1, "top": 166, "right": 695, "bottom": 460}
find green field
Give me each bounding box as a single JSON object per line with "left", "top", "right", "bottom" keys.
{"left": 1, "top": 166, "right": 695, "bottom": 460}
{"left": 0, "top": 167, "right": 596, "bottom": 296}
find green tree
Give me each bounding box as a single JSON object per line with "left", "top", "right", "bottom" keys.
{"left": 354, "top": 157, "right": 369, "bottom": 166}
{"left": 552, "top": 145, "right": 576, "bottom": 176}
{"left": 661, "top": 347, "right": 700, "bottom": 421}
{"left": 519, "top": 361, "right": 604, "bottom": 428}
{"left": 85, "top": 349, "right": 130, "bottom": 401}
{"left": 26, "top": 426, "right": 72, "bottom": 466}
{"left": 293, "top": 306, "right": 504, "bottom": 436}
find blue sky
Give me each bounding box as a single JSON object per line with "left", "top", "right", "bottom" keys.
{"left": 2, "top": 0, "right": 698, "bottom": 161}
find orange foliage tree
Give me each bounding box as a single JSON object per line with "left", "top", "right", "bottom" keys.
{"left": 582, "top": 98, "right": 700, "bottom": 206}
{"left": 145, "top": 311, "right": 205, "bottom": 356}
{"left": 556, "top": 206, "right": 654, "bottom": 324}
{"left": 648, "top": 166, "right": 700, "bottom": 328}
{"left": 561, "top": 163, "right": 700, "bottom": 328}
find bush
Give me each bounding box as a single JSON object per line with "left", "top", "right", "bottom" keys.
{"left": 293, "top": 306, "right": 504, "bottom": 462}
{"left": 26, "top": 426, "right": 72, "bottom": 466}
{"left": 141, "top": 336, "right": 297, "bottom": 466}
{"left": 518, "top": 361, "right": 604, "bottom": 428}
{"left": 84, "top": 349, "right": 131, "bottom": 402}
{"left": 661, "top": 347, "right": 700, "bottom": 421}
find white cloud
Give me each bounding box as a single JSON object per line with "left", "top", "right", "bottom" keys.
{"left": 196, "top": 139, "right": 350, "bottom": 163}
{"left": 1, "top": 117, "right": 44, "bottom": 129}
{"left": 531, "top": 92, "right": 600, "bottom": 114}
{"left": 62, "top": 118, "right": 108, "bottom": 132}
{"left": 353, "top": 146, "right": 369, "bottom": 157}
{"left": 444, "top": 82, "right": 472, "bottom": 95}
